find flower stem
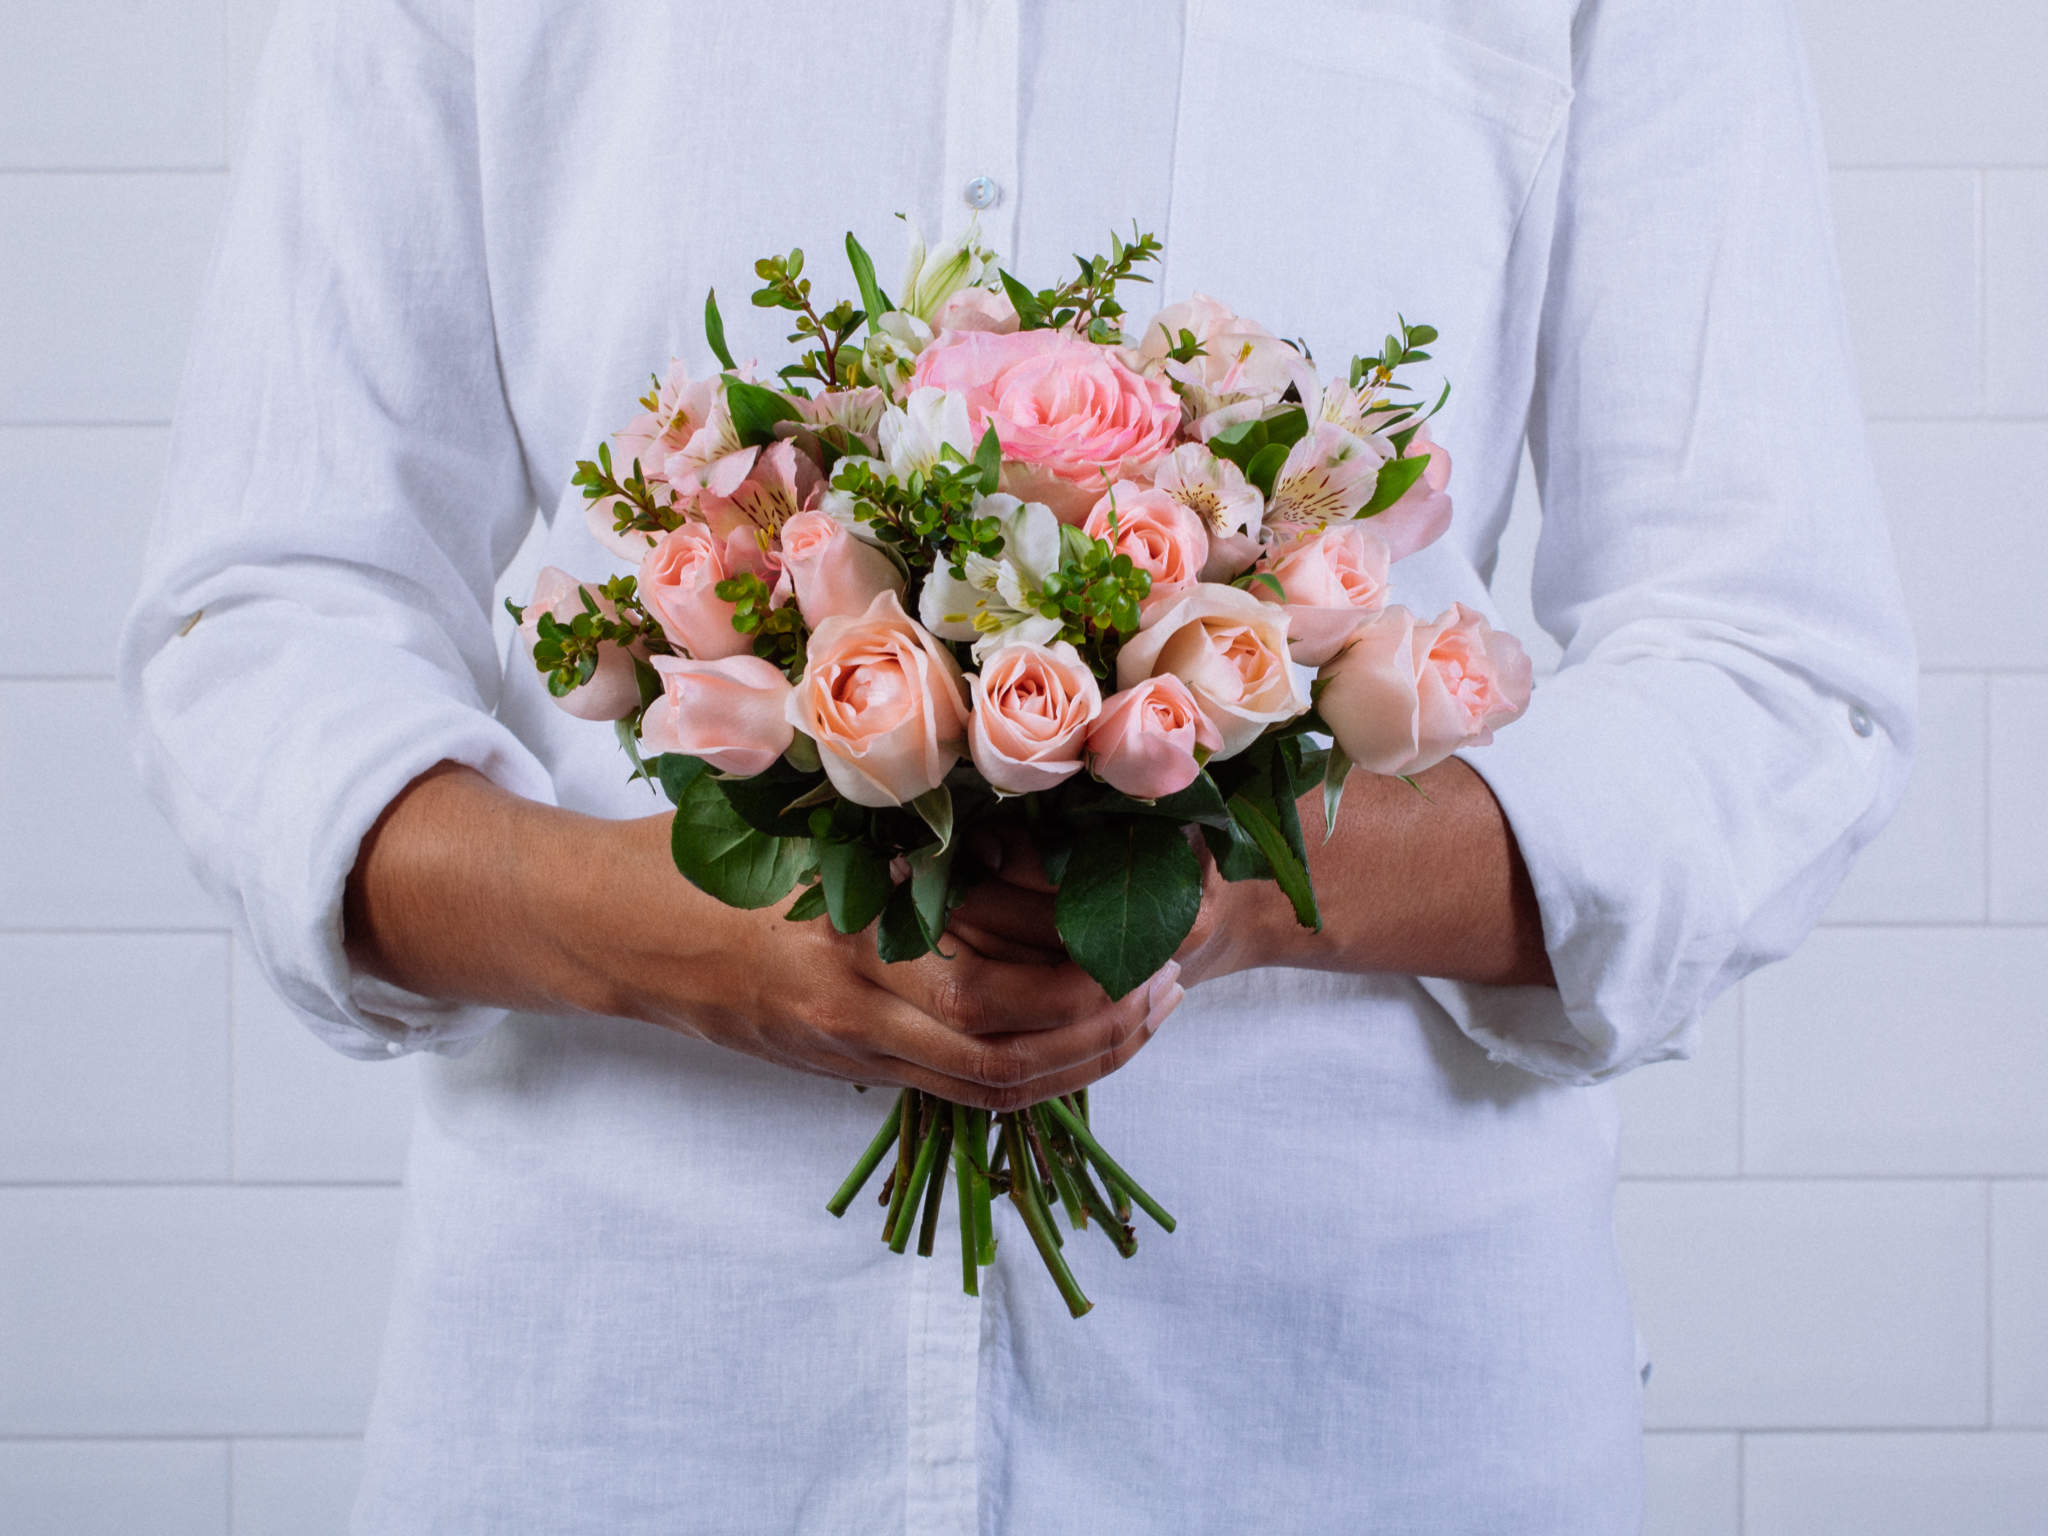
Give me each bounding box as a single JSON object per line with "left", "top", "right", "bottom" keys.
{"left": 826, "top": 1091, "right": 906, "bottom": 1218}
{"left": 1003, "top": 1114, "right": 1092, "bottom": 1318}
{"left": 916, "top": 1120, "right": 954, "bottom": 1258}
{"left": 952, "top": 1107, "right": 980, "bottom": 1297}
{"left": 882, "top": 1093, "right": 927, "bottom": 1245}
{"left": 1043, "top": 1096, "right": 1175, "bottom": 1233}
{"left": 890, "top": 1108, "right": 946, "bottom": 1255}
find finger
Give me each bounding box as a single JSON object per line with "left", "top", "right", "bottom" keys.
{"left": 992, "top": 826, "right": 1058, "bottom": 893}
{"left": 854, "top": 942, "right": 1162, "bottom": 1035}
{"left": 943, "top": 918, "right": 1066, "bottom": 967}
{"left": 872, "top": 972, "right": 1184, "bottom": 1112}
{"left": 946, "top": 880, "right": 1062, "bottom": 951}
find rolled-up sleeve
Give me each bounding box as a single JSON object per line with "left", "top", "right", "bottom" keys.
{"left": 1418, "top": 0, "right": 1918, "bottom": 1085}
{"left": 117, "top": 0, "right": 553, "bottom": 1061}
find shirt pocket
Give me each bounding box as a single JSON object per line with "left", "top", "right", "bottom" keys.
{"left": 1162, "top": 2, "right": 1571, "bottom": 364}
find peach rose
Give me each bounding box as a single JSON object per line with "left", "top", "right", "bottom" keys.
{"left": 1366, "top": 426, "right": 1453, "bottom": 561}
{"left": 1087, "top": 675, "right": 1222, "bottom": 800}
{"left": 774, "top": 509, "right": 905, "bottom": 629}
{"left": 1083, "top": 483, "right": 1209, "bottom": 599}
{"left": 638, "top": 523, "right": 768, "bottom": 661}
{"left": 1114, "top": 582, "right": 1308, "bottom": 758}
{"left": 639, "top": 655, "right": 795, "bottom": 776}
{"left": 786, "top": 590, "right": 971, "bottom": 807}
{"left": 1317, "top": 603, "right": 1532, "bottom": 776}
{"left": 932, "top": 287, "right": 1020, "bottom": 335}
{"left": 519, "top": 566, "right": 643, "bottom": 722}
{"left": 910, "top": 328, "right": 1181, "bottom": 523}
{"left": 967, "top": 640, "right": 1103, "bottom": 795}
{"left": 1253, "top": 524, "right": 1393, "bottom": 666}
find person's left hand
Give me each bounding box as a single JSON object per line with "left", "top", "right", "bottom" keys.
{"left": 944, "top": 826, "right": 1247, "bottom": 987}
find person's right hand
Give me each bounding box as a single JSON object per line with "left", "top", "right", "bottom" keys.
{"left": 344, "top": 765, "right": 1183, "bottom": 1112}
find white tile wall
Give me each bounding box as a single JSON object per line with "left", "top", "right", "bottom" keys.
{"left": 0, "top": 934, "right": 230, "bottom": 1182}
{"left": 1990, "top": 676, "right": 2048, "bottom": 922}
{"left": 1992, "top": 1181, "right": 2048, "bottom": 1427}
{"left": 2, "top": 1, "right": 2043, "bottom": 1530}
{"left": 1743, "top": 1432, "right": 2048, "bottom": 1536}
{"left": 0, "top": 1440, "right": 227, "bottom": 1536}
{"left": 1744, "top": 930, "right": 2048, "bottom": 1175}
{"left": 1616, "top": 1180, "right": 1986, "bottom": 1428}
{"left": 0, "top": 1187, "right": 402, "bottom": 1436}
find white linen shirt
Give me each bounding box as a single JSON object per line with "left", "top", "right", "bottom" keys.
{"left": 120, "top": 0, "right": 1916, "bottom": 1530}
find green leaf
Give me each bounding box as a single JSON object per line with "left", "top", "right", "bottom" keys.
{"left": 704, "top": 288, "right": 737, "bottom": 371}
{"left": 1359, "top": 452, "right": 1430, "bottom": 517}
{"left": 876, "top": 878, "right": 935, "bottom": 962}
{"left": 1321, "top": 741, "right": 1352, "bottom": 844}
{"left": 1053, "top": 818, "right": 1204, "bottom": 1001}
{"left": 1071, "top": 770, "right": 1232, "bottom": 829}
{"left": 846, "top": 233, "right": 888, "bottom": 332}
{"left": 669, "top": 771, "right": 812, "bottom": 909}
{"left": 1226, "top": 793, "right": 1320, "bottom": 931}
{"left": 716, "top": 761, "right": 828, "bottom": 837}
{"left": 654, "top": 753, "right": 711, "bottom": 807}
{"left": 819, "top": 839, "right": 893, "bottom": 934}
{"left": 723, "top": 378, "right": 801, "bottom": 447}
{"left": 1244, "top": 441, "right": 1291, "bottom": 499}
{"left": 1202, "top": 819, "right": 1270, "bottom": 881}
{"left": 972, "top": 422, "right": 1003, "bottom": 495}
{"left": 908, "top": 841, "right": 955, "bottom": 950}
{"left": 909, "top": 785, "right": 954, "bottom": 855}
{"left": 999, "top": 269, "right": 1048, "bottom": 330}
{"left": 785, "top": 882, "right": 829, "bottom": 923}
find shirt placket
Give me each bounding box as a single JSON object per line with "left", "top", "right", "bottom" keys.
{"left": 903, "top": 1187, "right": 986, "bottom": 1534}
{"left": 940, "top": 0, "right": 1021, "bottom": 260}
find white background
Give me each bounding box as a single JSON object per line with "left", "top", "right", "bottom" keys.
{"left": 2, "top": 1, "right": 2045, "bottom": 1530}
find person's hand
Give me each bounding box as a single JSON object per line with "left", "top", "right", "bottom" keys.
{"left": 944, "top": 826, "right": 1252, "bottom": 987}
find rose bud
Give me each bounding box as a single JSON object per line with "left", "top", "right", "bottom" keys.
{"left": 1083, "top": 483, "right": 1210, "bottom": 600}
{"left": 1252, "top": 523, "right": 1392, "bottom": 666}
{"left": 1114, "top": 581, "right": 1309, "bottom": 758}
{"left": 786, "top": 590, "right": 971, "bottom": 807}
{"left": 519, "top": 565, "right": 642, "bottom": 721}
{"left": 1087, "top": 675, "right": 1223, "bottom": 800}
{"left": 637, "top": 523, "right": 766, "bottom": 661}
{"left": 774, "top": 509, "right": 906, "bottom": 629}
{"left": 639, "top": 655, "right": 796, "bottom": 776}
{"left": 967, "top": 640, "right": 1103, "bottom": 795}
{"left": 1317, "top": 602, "right": 1532, "bottom": 776}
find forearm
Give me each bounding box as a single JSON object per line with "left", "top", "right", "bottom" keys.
{"left": 1224, "top": 757, "right": 1553, "bottom": 989}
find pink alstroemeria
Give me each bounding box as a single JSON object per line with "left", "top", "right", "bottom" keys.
{"left": 1263, "top": 421, "right": 1391, "bottom": 538}
{"left": 1132, "top": 294, "right": 1316, "bottom": 441}
{"left": 1146, "top": 443, "right": 1265, "bottom": 580}
{"left": 696, "top": 438, "right": 824, "bottom": 546}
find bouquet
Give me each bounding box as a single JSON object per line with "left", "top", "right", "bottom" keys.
{"left": 512, "top": 222, "right": 1532, "bottom": 1316}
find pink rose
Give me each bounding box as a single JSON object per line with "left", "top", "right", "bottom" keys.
{"left": 519, "top": 566, "right": 643, "bottom": 722}
{"left": 1253, "top": 524, "right": 1393, "bottom": 666}
{"left": 787, "top": 590, "right": 971, "bottom": 807}
{"left": 774, "top": 510, "right": 905, "bottom": 629}
{"left": 1087, "top": 675, "right": 1223, "bottom": 800}
{"left": 910, "top": 329, "right": 1181, "bottom": 523}
{"left": 1133, "top": 294, "right": 1316, "bottom": 440}
{"left": 1366, "top": 426, "right": 1453, "bottom": 561}
{"left": 967, "top": 640, "right": 1103, "bottom": 795}
{"left": 1114, "top": 582, "right": 1309, "bottom": 758}
{"left": 637, "top": 524, "right": 767, "bottom": 661}
{"left": 1317, "top": 603, "right": 1532, "bottom": 776}
{"left": 932, "top": 287, "right": 1020, "bottom": 335}
{"left": 1083, "top": 483, "right": 1210, "bottom": 599}
{"left": 639, "top": 655, "right": 795, "bottom": 776}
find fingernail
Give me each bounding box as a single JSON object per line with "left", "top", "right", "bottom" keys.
{"left": 1152, "top": 984, "right": 1186, "bottom": 1022}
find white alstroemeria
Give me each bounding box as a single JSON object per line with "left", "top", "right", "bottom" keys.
{"left": 1264, "top": 420, "right": 1392, "bottom": 535}
{"left": 918, "top": 493, "right": 1064, "bottom": 661}
{"left": 878, "top": 386, "right": 977, "bottom": 480}
{"left": 899, "top": 217, "right": 999, "bottom": 323}
{"left": 1146, "top": 442, "right": 1266, "bottom": 579}
{"left": 861, "top": 309, "right": 934, "bottom": 399}
{"left": 1313, "top": 376, "right": 1410, "bottom": 455}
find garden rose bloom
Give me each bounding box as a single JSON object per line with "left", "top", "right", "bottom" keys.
{"left": 639, "top": 655, "right": 795, "bottom": 776}
{"left": 787, "top": 590, "right": 970, "bottom": 807}
{"left": 910, "top": 328, "right": 1180, "bottom": 523}
{"left": 1366, "top": 425, "right": 1454, "bottom": 561}
{"left": 932, "top": 286, "right": 1019, "bottom": 334}
{"left": 638, "top": 524, "right": 766, "bottom": 661}
{"left": 967, "top": 641, "right": 1102, "bottom": 794}
{"left": 1087, "top": 675, "right": 1222, "bottom": 800}
{"left": 1253, "top": 524, "right": 1393, "bottom": 666}
{"left": 774, "top": 509, "right": 905, "bottom": 629}
{"left": 519, "top": 566, "right": 642, "bottom": 721}
{"left": 1083, "top": 483, "right": 1209, "bottom": 598}
{"left": 1114, "top": 582, "right": 1308, "bottom": 757}
{"left": 1317, "top": 603, "right": 1532, "bottom": 776}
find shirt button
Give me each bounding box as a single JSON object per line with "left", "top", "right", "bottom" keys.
{"left": 963, "top": 175, "right": 1001, "bottom": 211}
{"left": 385, "top": 1039, "right": 405, "bottom": 1056}
{"left": 1848, "top": 704, "right": 1874, "bottom": 738}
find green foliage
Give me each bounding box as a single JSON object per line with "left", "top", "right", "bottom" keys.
{"left": 819, "top": 839, "right": 893, "bottom": 934}
{"left": 703, "top": 288, "right": 738, "bottom": 371}
{"left": 998, "top": 225, "right": 1162, "bottom": 342}
{"left": 1359, "top": 452, "right": 1431, "bottom": 518}
{"left": 1053, "top": 816, "right": 1204, "bottom": 1001}
{"left": 751, "top": 248, "right": 866, "bottom": 388}
{"left": 723, "top": 378, "right": 802, "bottom": 448}
{"left": 1031, "top": 525, "right": 1154, "bottom": 673}
{"left": 669, "top": 770, "right": 813, "bottom": 909}
{"left": 845, "top": 233, "right": 890, "bottom": 332}
{"left": 569, "top": 439, "right": 680, "bottom": 544}
{"left": 828, "top": 451, "right": 1007, "bottom": 579}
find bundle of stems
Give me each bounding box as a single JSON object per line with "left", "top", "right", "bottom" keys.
{"left": 826, "top": 1087, "right": 1176, "bottom": 1318}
